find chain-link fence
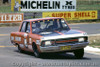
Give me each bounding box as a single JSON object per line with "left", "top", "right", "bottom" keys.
{"left": 77, "top": 0, "right": 100, "bottom": 11}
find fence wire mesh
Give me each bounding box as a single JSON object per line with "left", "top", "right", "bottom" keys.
{"left": 77, "top": 0, "right": 100, "bottom": 11}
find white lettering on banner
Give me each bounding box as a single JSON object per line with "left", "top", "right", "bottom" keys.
{"left": 20, "top": 0, "right": 76, "bottom": 11}
{"left": 1, "top": 15, "right": 22, "bottom": 21}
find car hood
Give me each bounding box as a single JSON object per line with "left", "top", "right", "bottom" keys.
{"left": 39, "top": 29, "right": 87, "bottom": 41}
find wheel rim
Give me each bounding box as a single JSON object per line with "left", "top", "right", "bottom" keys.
{"left": 18, "top": 45, "right": 21, "bottom": 52}
{"left": 33, "top": 46, "right": 40, "bottom": 57}
{"left": 34, "top": 50, "right": 39, "bottom": 57}
{"left": 18, "top": 45, "right": 22, "bottom": 53}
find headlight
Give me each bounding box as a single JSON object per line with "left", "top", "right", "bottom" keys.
{"left": 45, "top": 41, "right": 51, "bottom": 45}
{"left": 78, "top": 38, "right": 84, "bottom": 42}
{"left": 36, "top": 40, "right": 41, "bottom": 45}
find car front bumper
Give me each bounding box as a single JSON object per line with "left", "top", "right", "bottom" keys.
{"left": 39, "top": 42, "right": 89, "bottom": 53}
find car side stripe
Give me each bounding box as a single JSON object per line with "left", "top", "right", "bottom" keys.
{"left": 55, "top": 31, "right": 64, "bottom": 35}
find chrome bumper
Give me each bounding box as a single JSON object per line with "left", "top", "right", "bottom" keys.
{"left": 39, "top": 42, "right": 89, "bottom": 53}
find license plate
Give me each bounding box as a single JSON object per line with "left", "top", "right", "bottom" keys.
{"left": 60, "top": 46, "right": 71, "bottom": 50}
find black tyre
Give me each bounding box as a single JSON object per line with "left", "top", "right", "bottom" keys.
{"left": 18, "top": 45, "right": 24, "bottom": 53}
{"left": 74, "top": 48, "right": 84, "bottom": 59}
{"left": 33, "top": 44, "right": 41, "bottom": 58}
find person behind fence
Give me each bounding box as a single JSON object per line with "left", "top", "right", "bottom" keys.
{"left": 14, "top": 0, "right": 21, "bottom": 11}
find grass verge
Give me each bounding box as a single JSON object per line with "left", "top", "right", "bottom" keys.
{"left": 0, "top": 3, "right": 11, "bottom": 13}
{"left": 88, "top": 35, "right": 100, "bottom": 48}
{"left": 0, "top": 23, "right": 21, "bottom": 27}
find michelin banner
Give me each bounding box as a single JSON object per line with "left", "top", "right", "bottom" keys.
{"left": 11, "top": 0, "right": 76, "bottom": 12}
{"left": 43, "top": 11, "right": 98, "bottom": 20}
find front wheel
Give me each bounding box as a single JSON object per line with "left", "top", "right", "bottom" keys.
{"left": 18, "top": 45, "right": 24, "bottom": 53}
{"left": 73, "top": 48, "right": 84, "bottom": 59}
{"left": 33, "top": 44, "right": 41, "bottom": 58}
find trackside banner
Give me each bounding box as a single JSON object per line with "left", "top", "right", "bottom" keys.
{"left": 0, "top": 13, "right": 24, "bottom": 23}
{"left": 11, "top": 0, "right": 76, "bottom": 12}
{"left": 43, "top": 11, "right": 98, "bottom": 20}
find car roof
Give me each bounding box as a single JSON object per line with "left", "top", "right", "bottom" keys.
{"left": 24, "top": 17, "right": 63, "bottom": 22}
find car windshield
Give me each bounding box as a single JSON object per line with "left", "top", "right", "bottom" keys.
{"left": 32, "top": 19, "right": 70, "bottom": 34}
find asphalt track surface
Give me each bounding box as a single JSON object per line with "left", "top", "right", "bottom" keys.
{"left": 0, "top": 23, "right": 100, "bottom": 67}
{"left": 70, "top": 23, "right": 100, "bottom": 35}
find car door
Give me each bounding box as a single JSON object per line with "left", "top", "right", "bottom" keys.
{"left": 25, "top": 22, "right": 30, "bottom": 48}
{"left": 20, "top": 21, "right": 30, "bottom": 50}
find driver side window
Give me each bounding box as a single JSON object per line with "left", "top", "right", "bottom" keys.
{"left": 20, "top": 22, "right": 30, "bottom": 33}
{"left": 20, "top": 22, "right": 26, "bottom": 32}
{"left": 26, "top": 22, "right": 30, "bottom": 33}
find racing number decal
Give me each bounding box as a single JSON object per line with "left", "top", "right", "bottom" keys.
{"left": 24, "top": 38, "right": 28, "bottom": 48}
{"left": 15, "top": 36, "right": 21, "bottom": 41}
{"left": 29, "top": 38, "right": 32, "bottom": 44}
{"left": 24, "top": 33, "right": 28, "bottom": 48}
